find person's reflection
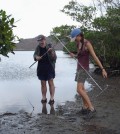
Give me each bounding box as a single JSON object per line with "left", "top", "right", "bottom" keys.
{"left": 50, "top": 104, "right": 55, "bottom": 115}
{"left": 41, "top": 102, "right": 55, "bottom": 115}
{"left": 42, "top": 102, "right": 47, "bottom": 114}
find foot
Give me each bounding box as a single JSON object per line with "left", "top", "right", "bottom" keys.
{"left": 41, "top": 98, "right": 47, "bottom": 103}
{"left": 77, "top": 107, "right": 89, "bottom": 115}
{"left": 84, "top": 109, "right": 96, "bottom": 120}
{"left": 48, "top": 99, "right": 54, "bottom": 105}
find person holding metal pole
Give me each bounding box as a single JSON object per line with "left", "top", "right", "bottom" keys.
{"left": 33, "top": 35, "right": 57, "bottom": 105}
{"left": 70, "top": 28, "right": 107, "bottom": 118}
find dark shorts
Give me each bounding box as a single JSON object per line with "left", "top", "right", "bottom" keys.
{"left": 38, "top": 72, "right": 55, "bottom": 81}
{"left": 37, "top": 63, "right": 55, "bottom": 81}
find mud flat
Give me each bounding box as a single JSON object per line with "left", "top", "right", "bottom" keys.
{"left": 0, "top": 74, "right": 120, "bottom": 134}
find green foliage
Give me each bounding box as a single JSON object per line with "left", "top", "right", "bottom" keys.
{"left": 61, "top": 1, "right": 96, "bottom": 29}
{"left": 60, "top": 0, "right": 120, "bottom": 68}
{"left": 50, "top": 25, "right": 75, "bottom": 43}
{"left": 0, "top": 10, "right": 18, "bottom": 57}
{"left": 92, "top": 6, "right": 120, "bottom": 67}
{"left": 50, "top": 25, "right": 78, "bottom": 54}
{"left": 63, "top": 42, "right": 77, "bottom": 53}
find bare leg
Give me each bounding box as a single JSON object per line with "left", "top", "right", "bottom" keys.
{"left": 48, "top": 79, "right": 55, "bottom": 100}
{"left": 41, "top": 80, "right": 47, "bottom": 100}
{"left": 77, "top": 82, "right": 94, "bottom": 110}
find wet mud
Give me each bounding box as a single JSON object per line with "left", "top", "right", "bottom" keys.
{"left": 0, "top": 74, "right": 120, "bottom": 134}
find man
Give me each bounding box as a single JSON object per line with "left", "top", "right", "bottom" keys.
{"left": 33, "top": 35, "right": 57, "bottom": 105}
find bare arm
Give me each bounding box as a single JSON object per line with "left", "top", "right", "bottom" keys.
{"left": 86, "top": 42, "right": 107, "bottom": 78}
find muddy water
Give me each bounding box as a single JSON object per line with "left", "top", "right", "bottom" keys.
{"left": 0, "top": 51, "right": 92, "bottom": 114}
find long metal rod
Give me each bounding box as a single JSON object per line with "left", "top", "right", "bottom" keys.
{"left": 29, "top": 49, "right": 49, "bottom": 68}
{"left": 53, "top": 34, "right": 103, "bottom": 91}
{"left": 29, "top": 43, "right": 58, "bottom": 68}
{"left": 29, "top": 61, "right": 37, "bottom": 68}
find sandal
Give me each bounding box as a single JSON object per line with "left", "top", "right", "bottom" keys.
{"left": 48, "top": 99, "right": 54, "bottom": 105}
{"left": 41, "top": 99, "right": 47, "bottom": 103}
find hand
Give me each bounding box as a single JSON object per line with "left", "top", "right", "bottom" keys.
{"left": 36, "top": 56, "right": 42, "bottom": 61}
{"left": 102, "top": 69, "right": 107, "bottom": 78}
{"left": 48, "top": 48, "right": 52, "bottom": 52}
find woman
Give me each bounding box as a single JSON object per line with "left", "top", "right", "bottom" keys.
{"left": 70, "top": 28, "right": 107, "bottom": 118}
{"left": 33, "top": 35, "right": 57, "bottom": 105}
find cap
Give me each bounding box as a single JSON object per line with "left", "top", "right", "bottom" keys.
{"left": 70, "top": 28, "right": 82, "bottom": 42}
{"left": 37, "top": 35, "right": 45, "bottom": 41}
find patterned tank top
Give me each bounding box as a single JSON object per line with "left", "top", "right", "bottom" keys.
{"left": 77, "top": 39, "right": 90, "bottom": 71}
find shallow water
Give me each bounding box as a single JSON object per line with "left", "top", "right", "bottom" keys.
{"left": 0, "top": 51, "right": 93, "bottom": 114}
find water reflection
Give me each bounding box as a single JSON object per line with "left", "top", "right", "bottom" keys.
{"left": 0, "top": 51, "right": 94, "bottom": 114}
{"left": 42, "top": 103, "right": 55, "bottom": 115}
